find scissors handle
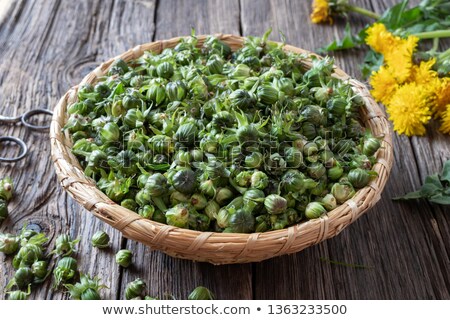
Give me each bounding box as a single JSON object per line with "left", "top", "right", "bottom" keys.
{"left": 0, "top": 136, "right": 28, "bottom": 162}
{"left": 0, "top": 109, "right": 53, "bottom": 131}
{"left": 0, "top": 114, "right": 22, "bottom": 124}
{"left": 21, "top": 109, "right": 53, "bottom": 131}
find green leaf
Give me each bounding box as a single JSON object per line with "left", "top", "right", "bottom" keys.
{"left": 318, "top": 23, "right": 361, "bottom": 53}
{"left": 394, "top": 7, "right": 423, "bottom": 29}
{"left": 404, "top": 20, "right": 440, "bottom": 33}
{"left": 417, "top": 174, "right": 443, "bottom": 197}
{"left": 361, "top": 50, "right": 384, "bottom": 79}
{"left": 420, "top": 0, "right": 450, "bottom": 21}
{"left": 390, "top": 0, "right": 449, "bottom": 34}
{"left": 357, "top": 27, "right": 369, "bottom": 43}
{"left": 440, "top": 160, "right": 450, "bottom": 184}
{"left": 234, "top": 110, "right": 249, "bottom": 127}
{"left": 110, "top": 82, "right": 124, "bottom": 98}
{"left": 148, "top": 124, "right": 164, "bottom": 135}
{"left": 420, "top": 183, "right": 442, "bottom": 197}
{"left": 424, "top": 173, "right": 443, "bottom": 189}
{"left": 220, "top": 134, "right": 238, "bottom": 145}
{"left": 429, "top": 194, "right": 450, "bottom": 205}
{"left": 5, "top": 278, "right": 16, "bottom": 291}
{"left": 146, "top": 163, "right": 170, "bottom": 171}
{"left": 379, "top": 0, "right": 410, "bottom": 30}
{"left": 394, "top": 163, "right": 450, "bottom": 205}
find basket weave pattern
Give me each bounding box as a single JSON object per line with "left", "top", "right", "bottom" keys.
{"left": 50, "top": 34, "right": 393, "bottom": 264}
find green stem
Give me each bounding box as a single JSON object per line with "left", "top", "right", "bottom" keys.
{"left": 438, "top": 47, "right": 450, "bottom": 63}
{"left": 345, "top": 5, "right": 380, "bottom": 20}
{"left": 320, "top": 257, "right": 373, "bottom": 269}
{"left": 430, "top": 38, "right": 440, "bottom": 53}
{"left": 414, "top": 30, "right": 450, "bottom": 39}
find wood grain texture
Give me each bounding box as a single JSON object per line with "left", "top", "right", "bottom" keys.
{"left": 241, "top": 0, "right": 450, "bottom": 299}
{"left": 0, "top": 0, "right": 449, "bottom": 300}
{"left": 0, "top": 0, "right": 155, "bottom": 300}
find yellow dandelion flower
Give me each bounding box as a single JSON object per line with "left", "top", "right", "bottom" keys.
{"left": 369, "top": 66, "right": 399, "bottom": 105}
{"left": 439, "top": 104, "right": 450, "bottom": 134}
{"left": 434, "top": 78, "right": 450, "bottom": 116}
{"left": 409, "top": 59, "right": 442, "bottom": 116}
{"left": 409, "top": 59, "right": 438, "bottom": 85}
{"left": 365, "top": 23, "right": 400, "bottom": 54}
{"left": 310, "top": 0, "right": 332, "bottom": 24}
{"left": 386, "top": 83, "right": 432, "bottom": 136}
{"left": 384, "top": 36, "right": 419, "bottom": 83}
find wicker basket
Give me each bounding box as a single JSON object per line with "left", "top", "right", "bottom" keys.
{"left": 50, "top": 34, "right": 393, "bottom": 264}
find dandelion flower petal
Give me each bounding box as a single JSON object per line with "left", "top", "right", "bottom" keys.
{"left": 310, "top": 0, "right": 332, "bottom": 24}
{"left": 435, "top": 78, "right": 450, "bottom": 116}
{"left": 365, "top": 23, "right": 399, "bottom": 54}
{"left": 369, "top": 66, "right": 399, "bottom": 105}
{"left": 439, "top": 104, "right": 450, "bottom": 134}
{"left": 387, "top": 83, "right": 431, "bottom": 136}
{"left": 384, "top": 36, "right": 419, "bottom": 83}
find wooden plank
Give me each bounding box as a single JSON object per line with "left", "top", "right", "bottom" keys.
{"left": 154, "top": 0, "right": 241, "bottom": 39}
{"left": 0, "top": 0, "right": 156, "bottom": 300}
{"left": 118, "top": 0, "right": 253, "bottom": 300}
{"left": 0, "top": 0, "right": 124, "bottom": 300}
{"left": 241, "top": 0, "right": 450, "bottom": 299}
{"left": 371, "top": 0, "right": 450, "bottom": 298}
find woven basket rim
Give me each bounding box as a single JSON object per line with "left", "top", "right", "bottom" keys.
{"left": 50, "top": 34, "right": 393, "bottom": 264}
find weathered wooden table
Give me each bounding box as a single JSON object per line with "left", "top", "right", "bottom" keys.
{"left": 0, "top": 0, "right": 449, "bottom": 300}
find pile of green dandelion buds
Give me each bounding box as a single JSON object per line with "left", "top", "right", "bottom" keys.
{"left": 1, "top": 225, "right": 107, "bottom": 300}
{"left": 1, "top": 227, "right": 51, "bottom": 300}
{"left": 66, "top": 30, "right": 381, "bottom": 233}
{"left": 0, "top": 196, "right": 84, "bottom": 301}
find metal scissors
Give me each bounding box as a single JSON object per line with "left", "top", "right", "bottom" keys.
{"left": 0, "top": 108, "right": 53, "bottom": 162}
